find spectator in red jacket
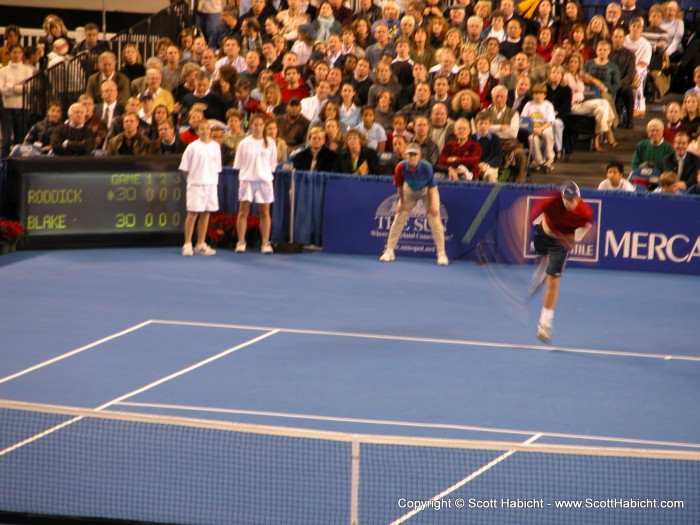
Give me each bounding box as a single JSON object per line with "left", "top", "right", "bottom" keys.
{"left": 438, "top": 117, "right": 482, "bottom": 180}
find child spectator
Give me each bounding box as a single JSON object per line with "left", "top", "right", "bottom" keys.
{"left": 471, "top": 111, "right": 503, "bottom": 183}
{"left": 354, "top": 106, "right": 387, "bottom": 152}
{"left": 598, "top": 160, "right": 635, "bottom": 191}
{"left": 520, "top": 82, "right": 556, "bottom": 173}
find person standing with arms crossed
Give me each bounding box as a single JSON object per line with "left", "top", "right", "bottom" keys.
{"left": 529, "top": 181, "right": 593, "bottom": 343}
{"left": 179, "top": 120, "right": 222, "bottom": 256}
{"left": 233, "top": 113, "right": 278, "bottom": 254}
{"left": 380, "top": 143, "right": 448, "bottom": 266}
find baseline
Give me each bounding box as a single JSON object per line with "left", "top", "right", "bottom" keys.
{"left": 151, "top": 319, "right": 700, "bottom": 363}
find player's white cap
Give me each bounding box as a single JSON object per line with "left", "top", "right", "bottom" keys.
{"left": 561, "top": 180, "right": 580, "bottom": 200}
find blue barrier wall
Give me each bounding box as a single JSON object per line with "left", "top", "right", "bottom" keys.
{"left": 4, "top": 161, "right": 699, "bottom": 274}
{"left": 320, "top": 177, "right": 700, "bottom": 276}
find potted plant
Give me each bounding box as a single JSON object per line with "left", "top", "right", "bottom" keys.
{"left": 0, "top": 218, "right": 27, "bottom": 255}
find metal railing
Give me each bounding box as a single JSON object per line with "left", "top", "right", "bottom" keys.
{"left": 20, "top": 0, "right": 192, "bottom": 138}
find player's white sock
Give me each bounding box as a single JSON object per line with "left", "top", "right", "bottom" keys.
{"left": 539, "top": 308, "right": 554, "bottom": 327}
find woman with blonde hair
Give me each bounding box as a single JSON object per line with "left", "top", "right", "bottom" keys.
{"left": 444, "top": 28, "right": 465, "bottom": 54}
{"left": 457, "top": 42, "right": 478, "bottom": 73}
{"left": 661, "top": 0, "right": 684, "bottom": 59}
{"left": 473, "top": 1, "right": 492, "bottom": 25}
{"left": 259, "top": 82, "right": 285, "bottom": 118}
{"left": 450, "top": 89, "right": 480, "bottom": 123}
{"left": 40, "top": 15, "right": 72, "bottom": 49}
{"left": 373, "top": 1, "right": 402, "bottom": 40}
{"left": 323, "top": 118, "right": 344, "bottom": 152}
{"left": 681, "top": 93, "right": 700, "bottom": 135}
{"left": 586, "top": 15, "right": 610, "bottom": 49}
{"left": 119, "top": 43, "right": 145, "bottom": 82}
{"left": 250, "top": 68, "right": 274, "bottom": 101}
{"left": 565, "top": 52, "right": 616, "bottom": 151}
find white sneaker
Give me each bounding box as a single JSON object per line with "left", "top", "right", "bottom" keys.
{"left": 437, "top": 253, "right": 449, "bottom": 266}
{"left": 537, "top": 323, "right": 552, "bottom": 344}
{"left": 260, "top": 242, "right": 273, "bottom": 254}
{"left": 379, "top": 249, "right": 395, "bottom": 262}
{"left": 181, "top": 244, "right": 193, "bottom": 257}
{"left": 235, "top": 242, "right": 247, "bottom": 253}
{"left": 195, "top": 244, "right": 216, "bottom": 256}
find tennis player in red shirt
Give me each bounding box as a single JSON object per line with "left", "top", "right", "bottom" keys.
{"left": 529, "top": 181, "right": 593, "bottom": 343}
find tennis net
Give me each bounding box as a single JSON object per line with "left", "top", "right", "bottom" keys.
{"left": 1, "top": 399, "right": 698, "bottom": 525}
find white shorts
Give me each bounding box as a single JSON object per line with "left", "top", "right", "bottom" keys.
{"left": 238, "top": 180, "right": 275, "bottom": 204}
{"left": 186, "top": 184, "right": 219, "bottom": 212}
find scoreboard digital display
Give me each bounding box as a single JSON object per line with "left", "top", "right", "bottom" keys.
{"left": 23, "top": 171, "right": 185, "bottom": 235}
{"left": 6, "top": 157, "right": 187, "bottom": 247}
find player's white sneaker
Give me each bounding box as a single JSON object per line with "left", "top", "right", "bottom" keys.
{"left": 181, "top": 244, "right": 193, "bottom": 257}
{"left": 537, "top": 323, "right": 552, "bottom": 344}
{"left": 260, "top": 242, "right": 274, "bottom": 254}
{"left": 528, "top": 256, "right": 548, "bottom": 297}
{"left": 379, "top": 249, "right": 395, "bottom": 262}
{"left": 195, "top": 244, "right": 216, "bottom": 256}
{"left": 437, "top": 253, "right": 449, "bottom": 266}
{"left": 235, "top": 242, "right": 247, "bottom": 253}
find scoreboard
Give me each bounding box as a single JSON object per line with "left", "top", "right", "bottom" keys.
{"left": 6, "top": 157, "right": 186, "bottom": 247}
{"left": 24, "top": 171, "right": 185, "bottom": 234}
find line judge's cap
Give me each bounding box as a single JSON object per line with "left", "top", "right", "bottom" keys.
{"left": 406, "top": 143, "right": 421, "bottom": 155}
{"left": 561, "top": 180, "right": 581, "bottom": 200}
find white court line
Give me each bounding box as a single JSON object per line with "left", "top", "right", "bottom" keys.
{"left": 0, "top": 330, "right": 279, "bottom": 458}
{"left": 388, "top": 434, "right": 543, "bottom": 525}
{"left": 0, "top": 321, "right": 154, "bottom": 385}
{"left": 150, "top": 319, "right": 700, "bottom": 362}
{"left": 115, "top": 401, "right": 700, "bottom": 451}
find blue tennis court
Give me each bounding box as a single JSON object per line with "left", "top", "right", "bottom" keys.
{"left": 1, "top": 248, "right": 699, "bottom": 524}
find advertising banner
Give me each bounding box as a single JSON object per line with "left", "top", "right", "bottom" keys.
{"left": 323, "top": 180, "right": 500, "bottom": 261}
{"left": 324, "top": 180, "right": 700, "bottom": 275}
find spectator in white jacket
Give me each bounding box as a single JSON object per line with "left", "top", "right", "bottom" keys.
{"left": 0, "top": 44, "right": 35, "bottom": 157}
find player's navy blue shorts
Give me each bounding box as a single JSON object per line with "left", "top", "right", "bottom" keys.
{"left": 533, "top": 223, "right": 568, "bottom": 277}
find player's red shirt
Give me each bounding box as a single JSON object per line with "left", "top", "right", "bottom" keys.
{"left": 531, "top": 196, "right": 593, "bottom": 237}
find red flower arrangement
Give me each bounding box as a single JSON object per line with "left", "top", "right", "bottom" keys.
{"left": 0, "top": 218, "right": 27, "bottom": 254}
{"left": 206, "top": 212, "right": 262, "bottom": 248}
{"left": 0, "top": 218, "right": 27, "bottom": 244}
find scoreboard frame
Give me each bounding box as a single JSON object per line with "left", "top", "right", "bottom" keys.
{"left": 5, "top": 156, "right": 186, "bottom": 249}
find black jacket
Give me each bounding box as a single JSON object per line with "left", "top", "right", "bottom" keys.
{"left": 663, "top": 151, "right": 700, "bottom": 187}
{"left": 332, "top": 146, "right": 380, "bottom": 175}
{"left": 292, "top": 145, "right": 336, "bottom": 172}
